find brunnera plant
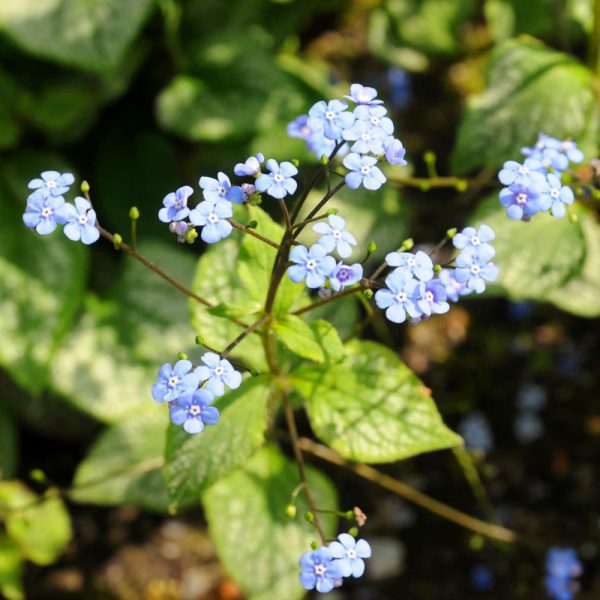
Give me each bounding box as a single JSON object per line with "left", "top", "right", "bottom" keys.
{"left": 20, "top": 83, "right": 589, "bottom": 597}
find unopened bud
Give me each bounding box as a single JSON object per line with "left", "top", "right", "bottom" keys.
{"left": 568, "top": 211, "right": 578, "bottom": 224}
{"left": 113, "top": 233, "right": 123, "bottom": 248}
{"left": 419, "top": 181, "right": 431, "bottom": 192}
{"left": 325, "top": 208, "right": 339, "bottom": 216}
{"left": 177, "top": 352, "right": 188, "bottom": 360}
{"left": 318, "top": 287, "right": 332, "bottom": 299}
{"left": 285, "top": 504, "right": 297, "bottom": 519}
{"left": 424, "top": 151, "right": 436, "bottom": 164}
{"left": 434, "top": 264, "right": 442, "bottom": 274}
{"left": 348, "top": 527, "right": 359, "bottom": 537}
{"left": 304, "top": 511, "right": 315, "bottom": 523}
{"left": 184, "top": 227, "right": 198, "bottom": 244}
{"left": 29, "top": 468, "right": 48, "bottom": 484}
{"left": 292, "top": 158, "right": 300, "bottom": 167}
{"left": 367, "top": 241, "right": 377, "bottom": 254}
{"left": 248, "top": 192, "right": 262, "bottom": 206}
{"left": 446, "top": 227, "right": 457, "bottom": 239}
{"left": 455, "top": 179, "right": 468, "bottom": 192}
{"left": 250, "top": 368, "right": 260, "bottom": 377}
{"left": 310, "top": 540, "right": 319, "bottom": 550}
{"left": 400, "top": 238, "right": 414, "bottom": 251}
{"left": 320, "top": 153, "right": 329, "bottom": 165}
{"left": 129, "top": 206, "right": 140, "bottom": 220}
{"left": 80, "top": 180, "right": 90, "bottom": 194}
{"left": 363, "top": 289, "right": 374, "bottom": 300}
{"left": 195, "top": 335, "right": 205, "bottom": 346}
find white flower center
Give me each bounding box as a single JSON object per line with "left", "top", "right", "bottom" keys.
{"left": 208, "top": 213, "right": 219, "bottom": 224}
{"left": 219, "top": 186, "right": 226, "bottom": 195}
{"left": 470, "top": 265, "right": 481, "bottom": 275}
{"left": 370, "top": 116, "right": 380, "bottom": 125}
{"left": 551, "top": 189, "right": 560, "bottom": 198}
{"left": 470, "top": 235, "right": 480, "bottom": 245}
{"left": 47, "top": 180, "right": 56, "bottom": 188}
{"left": 518, "top": 166, "right": 529, "bottom": 175}
{"left": 325, "top": 111, "right": 335, "bottom": 120}
{"left": 274, "top": 173, "right": 284, "bottom": 182}
{"left": 347, "top": 549, "right": 357, "bottom": 559}
{"left": 41, "top": 207, "right": 53, "bottom": 218}
{"left": 360, "top": 166, "right": 371, "bottom": 175}
{"left": 214, "top": 366, "right": 224, "bottom": 376}
{"left": 332, "top": 229, "right": 342, "bottom": 239}
{"left": 168, "top": 376, "right": 180, "bottom": 388}
{"left": 360, "top": 132, "right": 370, "bottom": 141}
{"left": 79, "top": 214, "right": 88, "bottom": 225}
{"left": 407, "top": 257, "right": 416, "bottom": 267}
{"left": 306, "top": 259, "right": 317, "bottom": 270}
{"left": 314, "top": 565, "right": 326, "bottom": 576}
{"left": 425, "top": 291, "right": 434, "bottom": 302}
{"left": 516, "top": 193, "right": 528, "bottom": 205}
{"left": 189, "top": 405, "right": 201, "bottom": 416}
{"left": 396, "top": 292, "right": 406, "bottom": 302}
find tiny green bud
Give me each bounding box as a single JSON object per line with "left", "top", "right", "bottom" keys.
{"left": 446, "top": 227, "right": 457, "bottom": 239}
{"left": 113, "top": 233, "right": 123, "bottom": 249}
{"left": 285, "top": 504, "right": 297, "bottom": 519}
{"left": 469, "top": 534, "right": 485, "bottom": 551}
{"left": 177, "top": 352, "right": 188, "bottom": 361}
{"left": 248, "top": 192, "right": 262, "bottom": 206}
{"left": 325, "top": 207, "right": 339, "bottom": 216}
{"left": 80, "top": 180, "right": 90, "bottom": 194}
{"left": 348, "top": 527, "right": 359, "bottom": 537}
{"left": 424, "top": 151, "right": 436, "bottom": 164}
{"left": 292, "top": 158, "right": 300, "bottom": 167}
{"left": 129, "top": 206, "right": 140, "bottom": 220}
{"left": 568, "top": 211, "right": 578, "bottom": 224}
{"left": 419, "top": 181, "right": 431, "bottom": 192}
{"left": 304, "top": 511, "right": 315, "bottom": 523}
{"left": 367, "top": 241, "right": 377, "bottom": 254}
{"left": 29, "top": 468, "right": 47, "bottom": 484}
{"left": 363, "top": 288, "right": 374, "bottom": 300}
{"left": 344, "top": 510, "right": 354, "bottom": 520}
{"left": 246, "top": 220, "right": 258, "bottom": 229}
{"left": 185, "top": 227, "right": 198, "bottom": 244}
{"left": 250, "top": 368, "right": 260, "bottom": 377}
{"left": 195, "top": 335, "right": 205, "bottom": 346}
{"left": 434, "top": 264, "right": 442, "bottom": 274}
{"left": 455, "top": 179, "right": 468, "bottom": 192}
{"left": 320, "top": 153, "right": 329, "bottom": 165}
{"left": 400, "top": 238, "right": 414, "bottom": 251}
{"left": 310, "top": 540, "right": 319, "bottom": 550}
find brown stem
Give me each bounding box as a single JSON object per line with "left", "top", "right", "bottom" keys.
{"left": 278, "top": 199, "right": 292, "bottom": 233}
{"left": 292, "top": 180, "right": 345, "bottom": 240}
{"left": 298, "top": 437, "right": 517, "bottom": 544}
{"left": 229, "top": 219, "right": 280, "bottom": 249}
{"left": 291, "top": 212, "right": 331, "bottom": 231}
{"left": 221, "top": 315, "right": 267, "bottom": 358}
{"left": 291, "top": 285, "right": 364, "bottom": 317}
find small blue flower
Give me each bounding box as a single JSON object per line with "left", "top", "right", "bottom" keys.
{"left": 546, "top": 548, "right": 582, "bottom": 580}
{"left": 458, "top": 412, "right": 494, "bottom": 452}
{"left": 195, "top": 352, "right": 242, "bottom": 397}
{"left": 545, "top": 173, "right": 574, "bottom": 218}
{"left": 329, "top": 533, "right": 372, "bottom": 578}
{"left": 452, "top": 224, "right": 495, "bottom": 252}
{"left": 312, "top": 215, "right": 357, "bottom": 258}
{"left": 383, "top": 136, "right": 408, "bottom": 166}
{"left": 234, "top": 153, "right": 265, "bottom": 177}
{"left": 375, "top": 269, "right": 421, "bottom": 324}
{"left": 560, "top": 139, "right": 584, "bottom": 164}
{"left": 255, "top": 159, "right": 298, "bottom": 200}
{"left": 189, "top": 199, "right": 233, "bottom": 243}
{"left": 22, "top": 191, "right": 69, "bottom": 235}
{"left": 352, "top": 105, "right": 394, "bottom": 137}
{"left": 299, "top": 546, "right": 344, "bottom": 593}
{"left": 342, "top": 119, "right": 387, "bottom": 155}
{"left": 387, "top": 67, "right": 411, "bottom": 109}
{"left": 514, "top": 411, "right": 544, "bottom": 443}
{"left": 288, "top": 244, "right": 336, "bottom": 289}
{"left": 199, "top": 172, "right": 244, "bottom": 204}
{"left": 385, "top": 250, "right": 434, "bottom": 282}
{"left": 455, "top": 246, "right": 498, "bottom": 294}
{"left": 343, "top": 153, "right": 386, "bottom": 190}
{"left": 331, "top": 262, "right": 363, "bottom": 292}
{"left": 498, "top": 159, "right": 545, "bottom": 186}
{"left": 62, "top": 197, "right": 100, "bottom": 245}
{"left": 170, "top": 388, "right": 219, "bottom": 435}
{"left": 416, "top": 279, "right": 450, "bottom": 316}
{"left": 499, "top": 181, "right": 549, "bottom": 221}
{"left": 307, "top": 99, "right": 355, "bottom": 140}
{"left": 521, "top": 133, "right": 561, "bottom": 157}
{"left": 28, "top": 170, "right": 75, "bottom": 197}
{"left": 521, "top": 134, "right": 568, "bottom": 172}
{"left": 545, "top": 575, "right": 578, "bottom": 600}
{"left": 287, "top": 115, "right": 312, "bottom": 140}
{"left": 159, "top": 186, "right": 193, "bottom": 223}
{"left": 471, "top": 565, "right": 494, "bottom": 591}
{"left": 439, "top": 268, "right": 472, "bottom": 302}
{"left": 152, "top": 360, "right": 201, "bottom": 403}
{"left": 344, "top": 83, "right": 383, "bottom": 105}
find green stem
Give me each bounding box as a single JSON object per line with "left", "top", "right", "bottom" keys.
{"left": 292, "top": 180, "right": 345, "bottom": 240}
{"left": 229, "top": 219, "right": 280, "bottom": 249}
{"left": 291, "top": 285, "right": 364, "bottom": 317}
{"left": 221, "top": 315, "right": 267, "bottom": 358}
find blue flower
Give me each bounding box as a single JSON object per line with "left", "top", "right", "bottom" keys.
{"left": 375, "top": 269, "right": 421, "bottom": 324}
{"left": 342, "top": 119, "right": 387, "bottom": 155}
{"left": 152, "top": 360, "right": 201, "bottom": 403}
{"left": 439, "top": 268, "right": 472, "bottom": 302}
{"left": 62, "top": 197, "right": 100, "bottom": 245}
{"left": 159, "top": 186, "right": 193, "bottom": 223}
{"left": 499, "top": 181, "right": 549, "bottom": 221}
{"left": 516, "top": 383, "right": 547, "bottom": 412}
{"left": 521, "top": 134, "right": 568, "bottom": 172}
{"left": 415, "top": 279, "right": 450, "bottom": 316}
{"left": 383, "top": 136, "right": 408, "bottom": 166}
{"left": 170, "top": 388, "right": 219, "bottom": 435}
{"left": 560, "top": 139, "right": 584, "bottom": 164}
{"left": 514, "top": 411, "right": 544, "bottom": 443}
{"left": 195, "top": 352, "right": 242, "bottom": 397}
{"left": 343, "top": 153, "right": 386, "bottom": 190}
{"left": 387, "top": 67, "right": 411, "bottom": 109}
{"left": 546, "top": 548, "right": 582, "bottom": 580}
{"left": 255, "top": 159, "right": 298, "bottom": 200}
{"left": 199, "top": 172, "right": 244, "bottom": 204}
{"left": 288, "top": 244, "right": 336, "bottom": 289}
{"left": 458, "top": 412, "right": 493, "bottom": 452}
{"left": 234, "top": 153, "right": 264, "bottom": 177}
{"left": 455, "top": 246, "right": 498, "bottom": 293}
{"left": 385, "top": 250, "right": 434, "bottom": 282}
{"left": 545, "top": 575, "right": 578, "bottom": 600}
{"left": 545, "top": 173, "right": 574, "bottom": 218}
{"left": 331, "top": 262, "right": 363, "bottom": 292}
{"left": 344, "top": 83, "right": 383, "bottom": 105}
{"left": 352, "top": 105, "right": 394, "bottom": 137}
{"left": 452, "top": 224, "right": 495, "bottom": 252}
{"left": 498, "top": 159, "right": 545, "bottom": 186}
{"left": 189, "top": 199, "right": 233, "bottom": 243}
{"left": 299, "top": 546, "right": 344, "bottom": 593}
{"left": 287, "top": 115, "right": 312, "bottom": 140}
{"left": 22, "top": 191, "right": 69, "bottom": 235}
{"left": 521, "top": 133, "right": 561, "bottom": 157}
{"left": 329, "top": 533, "right": 372, "bottom": 578}
{"left": 28, "top": 170, "right": 75, "bottom": 197}
{"left": 312, "top": 215, "right": 357, "bottom": 258}
{"left": 307, "top": 99, "right": 355, "bottom": 140}
{"left": 471, "top": 565, "right": 494, "bottom": 591}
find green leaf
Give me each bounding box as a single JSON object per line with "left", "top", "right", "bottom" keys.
{"left": 202, "top": 445, "right": 337, "bottom": 600}
{"left": 293, "top": 340, "right": 462, "bottom": 463}
{"left": 0, "top": 405, "right": 17, "bottom": 479}
{"left": 237, "top": 206, "right": 304, "bottom": 315}
{"left": 0, "top": 482, "right": 71, "bottom": 566}
{"left": 452, "top": 39, "right": 599, "bottom": 173}
{"left": 0, "top": 152, "right": 88, "bottom": 395}
{"left": 274, "top": 317, "right": 344, "bottom": 364}
{"left": 164, "top": 376, "right": 272, "bottom": 509}
{"left": 469, "top": 195, "right": 586, "bottom": 300}
{"left": 0, "top": 535, "right": 23, "bottom": 600}
{"left": 70, "top": 407, "right": 170, "bottom": 512}
{"left": 50, "top": 242, "right": 196, "bottom": 423}
{"left": 546, "top": 206, "right": 600, "bottom": 317}
{"left": 0, "top": 0, "right": 155, "bottom": 74}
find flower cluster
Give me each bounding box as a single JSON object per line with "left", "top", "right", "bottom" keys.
{"left": 498, "top": 133, "right": 581, "bottom": 221}
{"left": 288, "top": 83, "right": 407, "bottom": 191}
{"left": 300, "top": 533, "right": 372, "bottom": 593}
{"left": 545, "top": 547, "right": 582, "bottom": 600}
{"left": 151, "top": 353, "right": 242, "bottom": 435}
{"left": 23, "top": 171, "right": 100, "bottom": 245}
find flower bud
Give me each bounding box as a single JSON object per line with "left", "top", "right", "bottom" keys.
{"left": 400, "top": 238, "right": 414, "bottom": 251}
{"left": 348, "top": 527, "right": 359, "bottom": 537}
{"left": 113, "top": 233, "right": 123, "bottom": 249}
{"left": 304, "top": 511, "right": 315, "bottom": 523}
{"left": 455, "top": 179, "right": 468, "bottom": 192}
{"left": 363, "top": 289, "right": 374, "bottom": 300}
{"left": 184, "top": 227, "right": 198, "bottom": 244}
{"left": 285, "top": 504, "right": 297, "bottom": 519}
{"left": 129, "top": 206, "right": 140, "bottom": 220}
{"left": 80, "top": 180, "right": 90, "bottom": 194}
{"left": 367, "top": 241, "right": 377, "bottom": 254}
{"left": 177, "top": 352, "right": 188, "bottom": 360}
{"left": 446, "top": 227, "right": 457, "bottom": 239}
